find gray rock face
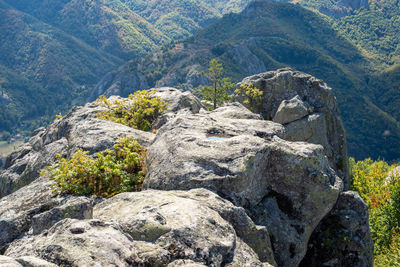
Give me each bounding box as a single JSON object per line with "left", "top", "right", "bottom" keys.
{"left": 300, "top": 191, "right": 373, "bottom": 267}
{"left": 1, "top": 256, "right": 58, "bottom": 267}
{"left": 144, "top": 103, "right": 343, "bottom": 266}
{"left": 239, "top": 68, "right": 349, "bottom": 189}
{"left": 273, "top": 95, "right": 309, "bottom": 125}
{"left": 0, "top": 176, "right": 93, "bottom": 253}
{"left": 5, "top": 189, "right": 274, "bottom": 267}
{"left": 229, "top": 39, "right": 267, "bottom": 75}
{"left": 153, "top": 87, "right": 205, "bottom": 114}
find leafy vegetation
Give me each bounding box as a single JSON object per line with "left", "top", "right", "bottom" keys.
{"left": 235, "top": 83, "right": 264, "bottom": 113}
{"left": 350, "top": 157, "right": 400, "bottom": 265}
{"left": 41, "top": 136, "right": 146, "bottom": 198}
{"left": 95, "top": 90, "right": 168, "bottom": 131}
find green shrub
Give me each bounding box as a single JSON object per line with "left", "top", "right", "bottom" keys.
{"left": 94, "top": 90, "right": 168, "bottom": 131}
{"left": 234, "top": 83, "right": 263, "bottom": 113}
{"left": 41, "top": 136, "right": 146, "bottom": 198}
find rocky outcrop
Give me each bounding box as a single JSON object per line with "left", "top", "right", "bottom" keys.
{"left": 0, "top": 176, "right": 93, "bottom": 253}
{"left": 0, "top": 255, "right": 57, "bottom": 267}
{"left": 144, "top": 103, "right": 342, "bottom": 266}
{"left": 0, "top": 88, "right": 202, "bottom": 199}
{"left": 0, "top": 73, "right": 372, "bottom": 266}
{"left": 5, "top": 189, "right": 274, "bottom": 267}
{"left": 239, "top": 68, "right": 349, "bottom": 190}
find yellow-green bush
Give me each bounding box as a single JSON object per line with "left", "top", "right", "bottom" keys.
{"left": 234, "top": 83, "right": 263, "bottom": 113}
{"left": 350, "top": 157, "right": 400, "bottom": 265}
{"left": 41, "top": 136, "right": 146, "bottom": 198}
{"left": 95, "top": 90, "right": 168, "bottom": 131}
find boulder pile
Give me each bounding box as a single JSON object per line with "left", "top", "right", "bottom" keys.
{"left": 0, "top": 70, "right": 372, "bottom": 266}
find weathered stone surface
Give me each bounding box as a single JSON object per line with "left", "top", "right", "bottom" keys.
{"left": 0, "top": 177, "right": 93, "bottom": 252}
{"left": 273, "top": 95, "right": 309, "bottom": 125}
{"left": 239, "top": 68, "right": 349, "bottom": 189}
{"left": 15, "top": 256, "right": 57, "bottom": 267}
{"left": 153, "top": 87, "right": 204, "bottom": 114}
{"left": 0, "top": 255, "right": 23, "bottom": 267}
{"left": 31, "top": 196, "right": 93, "bottom": 235}
{"left": 144, "top": 103, "right": 342, "bottom": 266}
{"left": 6, "top": 189, "right": 274, "bottom": 266}
{"left": 300, "top": 191, "right": 373, "bottom": 267}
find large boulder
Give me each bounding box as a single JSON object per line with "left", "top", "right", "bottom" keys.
{"left": 300, "top": 191, "right": 373, "bottom": 267}
{"left": 239, "top": 68, "right": 349, "bottom": 189}
{"left": 144, "top": 103, "right": 343, "bottom": 266}
{"left": 0, "top": 176, "right": 93, "bottom": 253}
{"left": 5, "top": 189, "right": 274, "bottom": 267}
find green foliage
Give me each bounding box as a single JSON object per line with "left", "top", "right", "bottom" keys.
{"left": 234, "top": 83, "right": 263, "bottom": 113}
{"left": 350, "top": 157, "right": 400, "bottom": 265}
{"left": 41, "top": 136, "right": 146, "bottom": 198}
{"left": 95, "top": 90, "right": 168, "bottom": 131}
{"left": 332, "top": 1, "right": 400, "bottom": 70}
{"left": 120, "top": 0, "right": 251, "bottom": 40}
{"left": 198, "top": 59, "right": 234, "bottom": 110}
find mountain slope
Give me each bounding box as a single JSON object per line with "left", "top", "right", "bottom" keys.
{"left": 332, "top": 0, "right": 400, "bottom": 70}
{"left": 3, "top": 0, "right": 169, "bottom": 59}
{"left": 0, "top": 0, "right": 126, "bottom": 134}
{"left": 0, "top": 0, "right": 251, "bottom": 137}
{"left": 119, "top": 0, "right": 251, "bottom": 39}
{"left": 92, "top": 0, "right": 400, "bottom": 161}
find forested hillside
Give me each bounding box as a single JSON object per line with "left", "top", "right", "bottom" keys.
{"left": 0, "top": 0, "right": 123, "bottom": 134}
{"left": 120, "top": 0, "right": 250, "bottom": 39}
{"left": 92, "top": 0, "right": 400, "bottom": 161}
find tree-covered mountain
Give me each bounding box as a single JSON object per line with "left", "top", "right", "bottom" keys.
{"left": 92, "top": 0, "right": 400, "bottom": 161}
{"left": 0, "top": 0, "right": 123, "bottom": 134}
{"left": 120, "top": 0, "right": 250, "bottom": 39}
{"left": 332, "top": 0, "right": 400, "bottom": 70}
{"left": 0, "top": 0, "right": 249, "bottom": 137}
